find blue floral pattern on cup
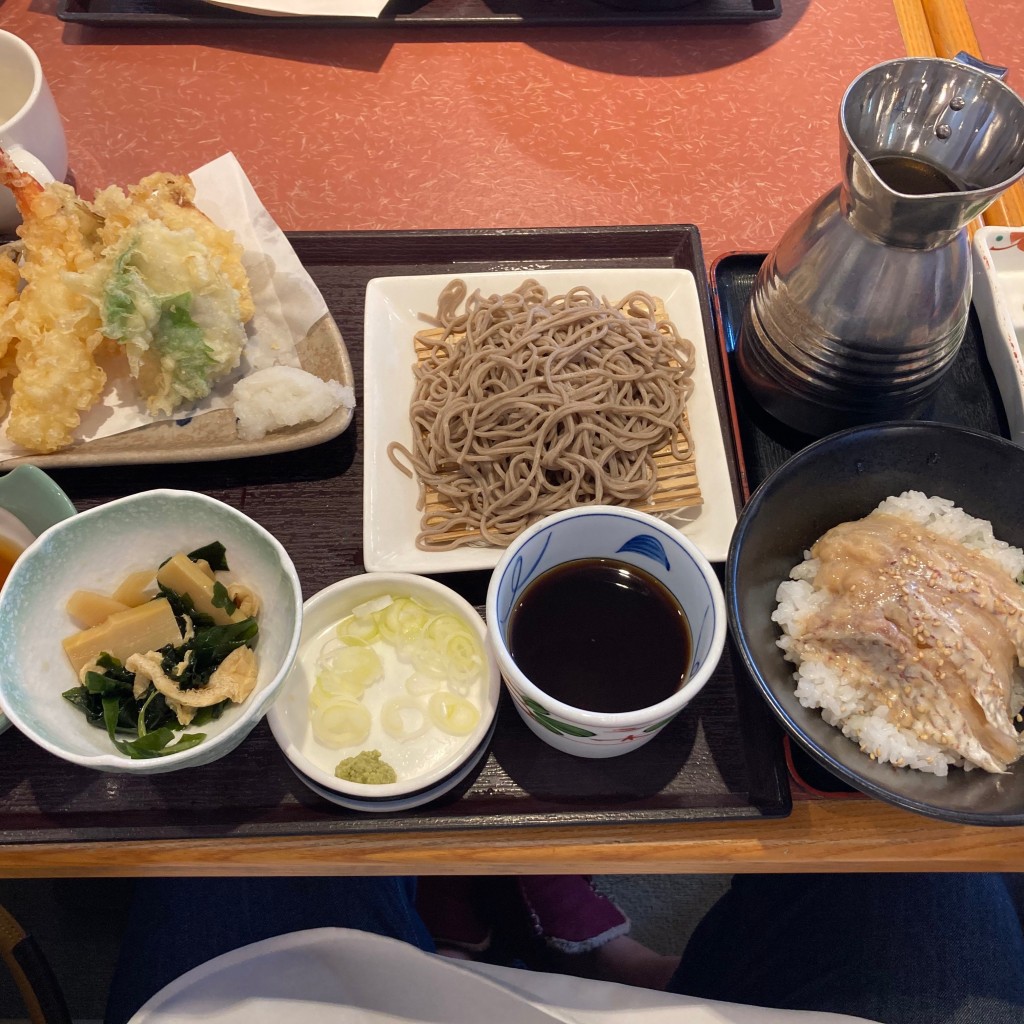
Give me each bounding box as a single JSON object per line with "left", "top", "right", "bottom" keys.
{"left": 499, "top": 532, "right": 552, "bottom": 628}
{"left": 616, "top": 533, "right": 670, "bottom": 571}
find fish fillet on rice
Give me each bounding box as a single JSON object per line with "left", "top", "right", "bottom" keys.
{"left": 773, "top": 491, "right": 1024, "bottom": 776}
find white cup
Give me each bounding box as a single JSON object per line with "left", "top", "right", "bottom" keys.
{"left": 485, "top": 506, "right": 727, "bottom": 759}
{"left": 0, "top": 31, "right": 68, "bottom": 233}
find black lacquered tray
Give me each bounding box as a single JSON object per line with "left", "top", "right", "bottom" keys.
{"left": 56, "top": 0, "right": 781, "bottom": 28}
{"left": 0, "top": 228, "right": 790, "bottom": 844}
{"left": 711, "top": 251, "right": 1011, "bottom": 796}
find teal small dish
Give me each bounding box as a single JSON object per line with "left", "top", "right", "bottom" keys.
{"left": 0, "top": 467, "right": 77, "bottom": 734}
{"left": 0, "top": 465, "right": 77, "bottom": 539}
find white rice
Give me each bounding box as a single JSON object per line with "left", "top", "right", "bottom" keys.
{"left": 773, "top": 491, "right": 1024, "bottom": 776}
{"left": 232, "top": 366, "right": 355, "bottom": 442}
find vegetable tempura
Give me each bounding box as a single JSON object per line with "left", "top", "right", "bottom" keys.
{"left": 0, "top": 151, "right": 254, "bottom": 452}
{"left": 90, "top": 172, "right": 254, "bottom": 416}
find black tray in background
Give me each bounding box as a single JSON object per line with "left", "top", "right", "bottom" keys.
{"left": 57, "top": 0, "right": 781, "bottom": 28}
{"left": 712, "top": 252, "right": 1012, "bottom": 795}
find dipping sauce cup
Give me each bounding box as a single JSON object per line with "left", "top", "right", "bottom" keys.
{"left": 485, "top": 506, "right": 726, "bottom": 758}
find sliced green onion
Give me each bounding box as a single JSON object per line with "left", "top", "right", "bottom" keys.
{"left": 316, "top": 645, "right": 383, "bottom": 697}
{"left": 308, "top": 591, "right": 486, "bottom": 750}
{"left": 377, "top": 597, "right": 434, "bottom": 648}
{"left": 406, "top": 672, "right": 446, "bottom": 696}
{"left": 312, "top": 698, "right": 371, "bottom": 748}
{"left": 336, "top": 614, "right": 380, "bottom": 647}
{"left": 428, "top": 691, "right": 480, "bottom": 736}
{"left": 381, "top": 696, "right": 429, "bottom": 742}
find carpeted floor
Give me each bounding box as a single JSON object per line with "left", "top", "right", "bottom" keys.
{"left": 594, "top": 874, "right": 731, "bottom": 955}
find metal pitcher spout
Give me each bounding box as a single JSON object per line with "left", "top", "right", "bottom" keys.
{"left": 840, "top": 56, "right": 1024, "bottom": 247}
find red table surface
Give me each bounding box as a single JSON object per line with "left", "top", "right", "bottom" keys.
{"left": 3, "top": 0, "right": 911, "bottom": 271}
{"left": 969, "top": 2, "right": 1024, "bottom": 84}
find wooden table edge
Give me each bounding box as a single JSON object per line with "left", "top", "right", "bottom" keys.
{"left": 2, "top": 801, "right": 1023, "bottom": 876}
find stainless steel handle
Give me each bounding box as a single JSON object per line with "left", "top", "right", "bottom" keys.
{"left": 955, "top": 51, "right": 1009, "bottom": 81}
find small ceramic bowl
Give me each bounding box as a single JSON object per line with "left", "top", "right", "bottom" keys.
{"left": 0, "top": 466, "right": 78, "bottom": 734}
{"left": 0, "top": 489, "right": 302, "bottom": 773}
{"left": 728, "top": 421, "right": 1024, "bottom": 825}
{"left": 0, "top": 465, "right": 77, "bottom": 548}
{"left": 485, "top": 505, "right": 727, "bottom": 759}
{"left": 268, "top": 572, "right": 500, "bottom": 811}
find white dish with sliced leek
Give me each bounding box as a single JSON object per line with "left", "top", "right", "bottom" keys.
{"left": 268, "top": 573, "right": 499, "bottom": 808}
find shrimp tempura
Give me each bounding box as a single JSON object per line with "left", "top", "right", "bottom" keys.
{"left": 0, "top": 151, "right": 106, "bottom": 453}
{"left": 0, "top": 246, "right": 22, "bottom": 419}
{"left": 0, "top": 247, "right": 20, "bottom": 410}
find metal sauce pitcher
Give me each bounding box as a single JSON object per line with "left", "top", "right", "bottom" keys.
{"left": 737, "top": 55, "right": 1024, "bottom": 437}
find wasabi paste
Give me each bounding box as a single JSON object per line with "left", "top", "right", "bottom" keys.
{"left": 335, "top": 749, "right": 397, "bottom": 785}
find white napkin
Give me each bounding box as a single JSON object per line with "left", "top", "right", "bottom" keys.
{"left": 130, "top": 928, "right": 880, "bottom": 1024}
{"left": 202, "top": 0, "right": 390, "bottom": 16}
{"left": 0, "top": 152, "right": 329, "bottom": 455}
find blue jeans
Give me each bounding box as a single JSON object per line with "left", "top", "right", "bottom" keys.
{"left": 669, "top": 873, "right": 1024, "bottom": 1024}
{"left": 103, "top": 876, "right": 435, "bottom": 1024}
{"left": 105, "top": 873, "right": 1024, "bottom": 1024}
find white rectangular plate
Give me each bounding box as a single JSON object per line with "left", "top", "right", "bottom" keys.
{"left": 363, "top": 268, "right": 738, "bottom": 573}
{"left": 973, "top": 227, "right": 1024, "bottom": 445}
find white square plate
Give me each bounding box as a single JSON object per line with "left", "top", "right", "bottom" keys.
{"left": 363, "top": 268, "right": 738, "bottom": 573}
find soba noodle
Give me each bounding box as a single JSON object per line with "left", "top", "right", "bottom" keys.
{"left": 387, "top": 278, "right": 697, "bottom": 550}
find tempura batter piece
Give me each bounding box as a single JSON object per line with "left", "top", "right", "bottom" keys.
{"left": 124, "top": 173, "right": 253, "bottom": 322}
{"left": 0, "top": 247, "right": 18, "bottom": 309}
{"left": 0, "top": 154, "right": 105, "bottom": 453}
{"left": 0, "top": 154, "right": 256, "bottom": 450}
{"left": 91, "top": 173, "right": 253, "bottom": 415}
{"left": 0, "top": 247, "right": 21, "bottom": 415}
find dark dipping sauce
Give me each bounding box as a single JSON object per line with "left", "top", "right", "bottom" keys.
{"left": 507, "top": 557, "right": 690, "bottom": 714}
{"left": 869, "top": 155, "right": 966, "bottom": 195}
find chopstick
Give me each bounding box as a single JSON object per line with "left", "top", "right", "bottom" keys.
{"left": 920, "top": 0, "right": 981, "bottom": 59}
{"left": 916, "top": 0, "right": 1024, "bottom": 227}
{"left": 892, "top": 0, "right": 937, "bottom": 58}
